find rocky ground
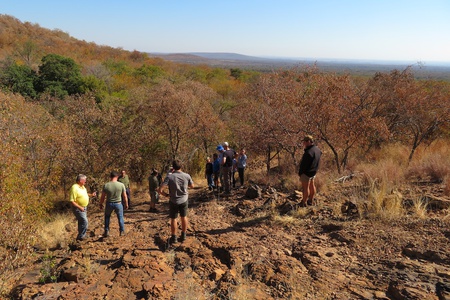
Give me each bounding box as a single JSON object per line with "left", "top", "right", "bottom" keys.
{"left": 9, "top": 180, "right": 450, "bottom": 300}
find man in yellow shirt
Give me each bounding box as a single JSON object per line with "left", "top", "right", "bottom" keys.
{"left": 69, "top": 174, "right": 96, "bottom": 241}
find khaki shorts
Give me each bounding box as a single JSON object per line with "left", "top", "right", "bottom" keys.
{"left": 300, "top": 174, "right": 315, "bottom": 183}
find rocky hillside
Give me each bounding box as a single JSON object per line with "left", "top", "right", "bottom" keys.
{"left": 10, "top": 181, "right": 450, "bottom": 300}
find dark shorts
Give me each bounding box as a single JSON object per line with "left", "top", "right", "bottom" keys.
{"left": 169, "top": 201, "right": 188, "bottom": 219}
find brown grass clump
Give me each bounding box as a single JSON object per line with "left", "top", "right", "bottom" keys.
{"left": 407, "top": 153, "right": 450, "bottom": 183}
{"left": 37, "top": 214, "right": 72, "bottom": 250}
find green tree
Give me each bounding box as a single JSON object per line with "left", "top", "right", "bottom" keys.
{"left": 37, "top": 54, "right": 84, "bottom": 98}
{"left": 0, "top": 60, "right": 37, "bottom": 98}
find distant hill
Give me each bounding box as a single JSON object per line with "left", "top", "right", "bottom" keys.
{"left": 149, "top": 52, "right": 450, "bottom": 80}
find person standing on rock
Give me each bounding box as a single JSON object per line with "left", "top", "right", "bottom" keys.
{"left": 148, "top": 168, "right": 160, "bottom": 212}
{"left": 69, "top": 174, "right": 97, "bottom": 241}
{"left": 118, "top": 170, "right": 131, "bottom": 208}
{"left": 157, "top": 160, "right": 194, "bottom": 244}
{"left": 298, "top": 135, "right": 322, "bottom": 207}
{"left": 99, "top": 171, "right": 128, "bottom": 237}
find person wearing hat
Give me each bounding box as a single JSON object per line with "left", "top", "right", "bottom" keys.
{"left": 298, "top": 135, "right": 322, "bottom": 206}
{"left": 148, "top": 168, "right": 160, "bottom": 212}
{"left": 212, "top": 152, "right": 221, "bottom": 190}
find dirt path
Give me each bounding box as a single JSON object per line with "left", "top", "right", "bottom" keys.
{"left": 12, "top": 184, "right": 450, "bottom": 299}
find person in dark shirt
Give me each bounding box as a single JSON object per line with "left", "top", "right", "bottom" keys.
{"left": 298, "top": 135, "right": 322, "bottom": 206}
{"left": 205, "top": 157, "right": 214, "bottom": 190}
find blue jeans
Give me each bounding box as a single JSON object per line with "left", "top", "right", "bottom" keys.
{"left": 207, "top": 173, "right": 214, "bottom": 189}
{"left": 72, "top": 206, "right": 88, "bottom": 239}
{"left": 104, "top": 202, "right": 125, "bottom": 233}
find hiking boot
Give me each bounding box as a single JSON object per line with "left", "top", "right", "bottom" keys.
{"left": 120, "top": 231, "right": 126, "bottom": 236}
{"left": 149, "top": 208, "right": 158, "bottom": 213}
{"left": 179, "top": 232, "right": 186, "bottom": 242}
{"left": 169, "top": 235, "right": 178, "bottom": 244}
{"left": 76, "top": 236, "right": 87, "bottom": 241}
{"left": 103, "top": 231, "right": 109, "bottom": 238}
{"left": 307, "top": 199, "right": 314, "bottom": 206}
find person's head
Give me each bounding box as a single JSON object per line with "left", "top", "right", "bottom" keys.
{"left": 223, "top": 142, "right": 229, "bottom": 149}
{"left": 151, "top": 168, "right": 158, "bottom": 176}
{"left": 302, "top": 135, "right": 314, "bottom": 147}
{"left": 76, "top": 174, "right": 87, "bottom": 184}
{"left": 121, "top": 170, "right": 126, "bottom": 175}
{"left": 110, "top": 171, "right": 120, "bottom": 179}
{"left": 213, "top": 153, "right": 218, "bottom": 159}
{"left": 172, "top": 160, "right": 182, "bottom": 171}
{"left": 206, "top": 157, "right": 211, "bottom": 162}
{"left": 216, "top": 145, "right": 224, "bottom": 152}
{"left": 240, "top": 148, "right": 246, "bottom": 155}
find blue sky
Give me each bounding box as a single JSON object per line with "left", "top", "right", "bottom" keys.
{"left": 2, "top": 0, "right": 450, "bottom": 64}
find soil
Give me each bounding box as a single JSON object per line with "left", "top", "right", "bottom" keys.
{"left": 8, "top": 179, "right": 450, "bottom": 300}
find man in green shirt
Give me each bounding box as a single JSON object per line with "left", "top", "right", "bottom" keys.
{"left": 118, "top": 170, "right": 131, "bottom": 208}
{"left": 148, "top": 168, "right": 160, "bottom": 212}
{"left": 99, "top": 171, "right": 128, "bottom": 237}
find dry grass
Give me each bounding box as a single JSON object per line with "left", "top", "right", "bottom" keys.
{"left": 408, "top": 153, "right": 450, "bottom": 183}
{"left": 37, "top": 213, "right": 72, "bottom": 250}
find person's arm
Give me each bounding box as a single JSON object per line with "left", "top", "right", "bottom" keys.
{"left": 99, "top": 192, "right": 106, "bottom": 209}
{"left": 122, "top": 190, "right": 129, "bottom": 209}
{"left": 70, "top": 200, "right": 85, "bottom": 212}
{"left": 158, "top": 183, "right": 169, "bottom": 197}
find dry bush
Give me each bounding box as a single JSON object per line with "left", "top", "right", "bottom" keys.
{"left": 407, "top": 153, "right": 450, "bottom": 183}
{"left": 37, "top": 213, "right": 72, "bottom": 250}
{"left": 356, "top": 158, "right": 406, "bottom": 193}
{"left": 362, "top": 175, "right": 405, "bottom": 220}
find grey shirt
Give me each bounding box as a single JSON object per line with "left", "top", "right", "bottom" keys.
{"left": 162, "top": 171, "right": 194, "bottom": 205}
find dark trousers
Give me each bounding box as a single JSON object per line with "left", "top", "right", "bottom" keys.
{"left": 238, "top": 167, "right": 245, "bottom": 186}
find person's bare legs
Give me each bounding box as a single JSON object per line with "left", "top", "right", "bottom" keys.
{"left": 308, "top": 179, "right": 316, "bottom": 204}
{"left": 180, "top": 216, "right": 188, "bottom": 233}
{"left": 301, "top": 180, "right": 309, "bottom": 205}
{"left": 171, "top": 218, "right": 177, "bottom": 236}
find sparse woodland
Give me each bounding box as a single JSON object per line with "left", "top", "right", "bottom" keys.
{"left": 1, "top": 15, "right": 450, "bottom": 298}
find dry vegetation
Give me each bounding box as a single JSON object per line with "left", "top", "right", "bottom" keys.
{"left": 0, "top": 14, "right": 449, "bottom": 298}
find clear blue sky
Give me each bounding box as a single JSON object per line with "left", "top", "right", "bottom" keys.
{"left": 2, "top": 0, "right": 450, "bottom": 64}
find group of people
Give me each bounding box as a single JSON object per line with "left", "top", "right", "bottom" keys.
{"left": 205, "top": 142, "right": 248, "bottom": 195}
{"left": 69, "top": 135, "right": 321, "bottom": 244}
{"left": 69, "top": 161, "right": 194, "bottom": 245}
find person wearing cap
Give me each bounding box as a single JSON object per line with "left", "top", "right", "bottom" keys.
{"left": 212, "top": 152, "right": 221, "bottom": 190}
{"left": 298, "top": 135, "right": 322, "bottom": 206}
{"left": 148, "top": 168, "right": 160, "bottom": 212}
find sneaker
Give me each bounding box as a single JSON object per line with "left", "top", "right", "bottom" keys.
{"left": 179, "top": 232, "right": 186, "bottom": 242}
{"left": 103, "top": 231, "right": 109, "bottom": 238}
{"left": 169, "top": 235, "right": 178, "bottom": 244}
{"left": 307, "top": 199, "right": 314, "bottom": 206}
{"left": 76, "top": 236, "right": 87, "bottom": 241}
{"left": 120, "top": 231, "right": 126, "bottom": 236}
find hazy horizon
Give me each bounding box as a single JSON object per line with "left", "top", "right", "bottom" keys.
{"left": 2, "top": 1, "right": 450, "bottom": 64}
